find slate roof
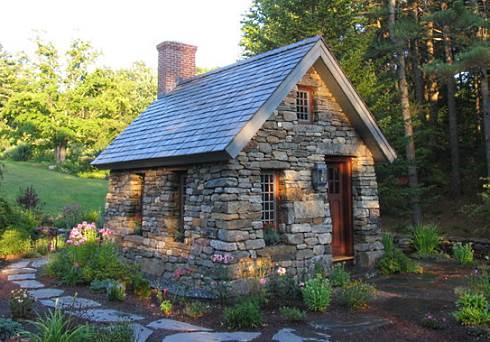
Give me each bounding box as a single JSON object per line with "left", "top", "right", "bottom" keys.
{"left": 92, "top": 36, "right": 321, "bottom": 168}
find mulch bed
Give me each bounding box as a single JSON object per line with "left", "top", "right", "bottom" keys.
{"left": 1, "top": 258, "right": 488, "bottom": 341}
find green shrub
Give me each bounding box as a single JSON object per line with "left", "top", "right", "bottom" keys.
{"left": 107, "top": 282, "right": 126, "bottom": 302}
{"left": 92, "top": 322, "right": 133, "bottom": 342}
{"left": 411, "top": 224, "right": 440, "bottom": 257}
{"left": 263, "top": 226, "right": 281, "bottom": 246}
{"left": 0, "top": 198, "right": 12, "bottom": 232}
{"left": 453, "top": 243, "right": 474, "bottom": 265}
{"left": 279, "top": 306, "right": 306, "bottom": 322}
{"left": 46, "top": 242, "right": 134, "bottom": 285}
{"left": 184, "top": 301, "right": 210, "bottom": 318}
{"left": 0, "top": 228, "right": 32, "bottom": 258}
{"left": 469, "top": 270, "right": 490, "bottom": 300}
{"left": 53, "top": 204, "right": 85, "bottom": 230}
{"left": 377, "top": 233, "right": 421, "bottom": 275}
{"left": 302, "top": 275, "right": 332, "bottom": 312}
{"left": 330, "top": 263, "right": 350, "bottom": 287}
{"left": 0, "top": 317, "right": 24, "bottom": 341}
{"left": 10, "top": 288, "right": 35, "bottom": 319}
{"left": 9, "top": 207, "right": 39, "bottom": 232}
{"left": 160, "top": 300, "right": 173, "bottom": 317}
{"left": 223, "top": 300, "right": 262, "bottom": 330}
{"left": 337, "top": 280, "right": 376, "bottom": 310}
{"left": 5, "top": 144, "right": 33, "bottom": 161}
{"left": 267, "top": 275, "right": 300, "bottom": 302}
{"left": 25, "top": 307, "right": 93, "bottom": 342}
{"left": 132, "top": 275, "right": 152, "bottom": 299}
{"left": 454, "top": 291, "right": 490, "bottom": 326}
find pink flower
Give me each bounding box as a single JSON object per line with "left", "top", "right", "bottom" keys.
{"left": 277, "top": 267, "right": 286, "bottom": 276}
{"left": 223, "top": 254, "right": 233, "bottom": 264}
{"left": 259, "top": 278, "right": 267, "bottom": 286}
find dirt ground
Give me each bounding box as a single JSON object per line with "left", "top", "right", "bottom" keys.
{"left": 1, "top": 259, "right": 489, "bottom": 341}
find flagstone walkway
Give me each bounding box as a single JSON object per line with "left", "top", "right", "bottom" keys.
{"left": 2, "top": 258, "right": 340, "bottom": 342}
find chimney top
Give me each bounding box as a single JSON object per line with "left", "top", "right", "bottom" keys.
{"left": 156, "top": 41, "right": 197, "bottom": 97}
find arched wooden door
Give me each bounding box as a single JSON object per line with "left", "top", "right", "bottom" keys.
{"left": 326, "top": 157, "right": 353, "bottom": 260}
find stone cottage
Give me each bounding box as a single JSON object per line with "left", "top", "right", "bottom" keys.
{"left": 92, "top": 36, "right": 396, "bottom": 296}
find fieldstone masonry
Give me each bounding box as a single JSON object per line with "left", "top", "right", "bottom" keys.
{"left": 104, "top": 67, "right": 383, "bottom": 295}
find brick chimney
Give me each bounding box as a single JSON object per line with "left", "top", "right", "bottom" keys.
{"left": 156, "top": 41, "right": 197, "bottom": 97}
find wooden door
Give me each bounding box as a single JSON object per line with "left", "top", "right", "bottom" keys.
{"left": 327, "top": 158, "right": 353, "bottom": 258}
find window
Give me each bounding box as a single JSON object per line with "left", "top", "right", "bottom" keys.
{"left": 174, "top": 171, "right": 187, "bottom": 242}
{"left": 296, "top": 86, "right": 313, "bottom": 121}
{"left": 130, "top": 173, "right": 144, "bottom": 234}
{"left": 261, "top": 172, "right": 278, "bottom": 226}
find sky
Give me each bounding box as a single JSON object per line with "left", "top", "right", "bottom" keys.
{"left": 0, "top": 0, "right": 253, "bottom": 70}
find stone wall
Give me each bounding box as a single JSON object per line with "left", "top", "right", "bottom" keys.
{"left": 104, "top": 67, "right": 383, "bottom": 296}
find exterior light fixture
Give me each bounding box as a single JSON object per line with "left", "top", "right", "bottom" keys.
{"left": 312, "top": 163, "right": 327, "bottom": 190}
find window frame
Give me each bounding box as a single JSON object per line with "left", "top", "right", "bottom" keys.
{"left": 260, "top": 171, "right": 280, "bottom": 228}
{"left": 295, "top": 85, "right": 314, "bottom": 122}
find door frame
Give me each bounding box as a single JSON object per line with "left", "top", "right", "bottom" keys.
{"left": 325, "top": 156, "right": 354, "bottom": 261}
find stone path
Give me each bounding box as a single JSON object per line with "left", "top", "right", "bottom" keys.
{"left": 2, "top": 258, "right": 263, "bottom": 342}
{"left": 2, "top": 258, "right": 389, "bottom": 342}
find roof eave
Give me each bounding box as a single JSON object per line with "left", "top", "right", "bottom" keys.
{"left": 91, "top": 150, "right": 231, "bottom": 170}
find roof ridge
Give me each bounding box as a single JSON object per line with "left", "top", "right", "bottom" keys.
{"left": 172, "top": 36, "right": 321, "bottom": 91}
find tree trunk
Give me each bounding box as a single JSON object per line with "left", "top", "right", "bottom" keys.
{"left": 411, "top": 1, "right": 424, "bottom": 108}
{"left": 426, "top": 20, "right": 440, "bottom": 124}
{"left": 442, "top": 18, "right": 462, "bottom": 196}
{"left": 388, "top": 0, "right": 422, "bottom": 225}
{"left": 55, "top": 143, "right": 66, "bottom": 163}
{"left": 482, "top": 67, "right": 490, "bottom": 179}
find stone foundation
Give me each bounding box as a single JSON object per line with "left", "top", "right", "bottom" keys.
{"left": 104, "top": 67, "right": 383, "bottom": 296}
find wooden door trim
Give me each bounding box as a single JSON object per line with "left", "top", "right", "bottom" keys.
{"left": 326, "top": 157, "right": 353, "bottom": 258}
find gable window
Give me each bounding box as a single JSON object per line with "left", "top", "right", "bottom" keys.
{"left": 261, "top": 172, "right": 278, "bottom": 226}
{"left": 296, "top": 86, "right": 314, "bottom": 121}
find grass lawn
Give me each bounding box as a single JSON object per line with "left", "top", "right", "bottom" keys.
{"left": 0, "top": 160, "right": 108, "bottom": 215}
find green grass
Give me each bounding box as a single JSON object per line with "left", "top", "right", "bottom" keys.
{"left": 0, "top": 160, "right": 107, "bottom": 214}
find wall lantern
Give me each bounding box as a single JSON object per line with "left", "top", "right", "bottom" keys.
{"left": 312, "top": 163, "right": 327, "bottom": 190}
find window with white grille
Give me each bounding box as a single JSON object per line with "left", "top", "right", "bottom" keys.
{"left": 296, "top": 89, "right": 311, "bottom": 121}
{"left": 261, "top": 172, "right": 277, "bottom": 226}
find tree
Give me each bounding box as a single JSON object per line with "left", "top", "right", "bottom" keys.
{"left": 387, "top": 0, "right": 422, "bottom": 225}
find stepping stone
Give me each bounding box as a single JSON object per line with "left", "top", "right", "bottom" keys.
{"left": 8, "top": 273, "right": 36, "bottom": 281}
{"left": 12, "top": 280, "right": 44, "bottom": 289}
{"left": 162, "top": 332, "right": 261, "bottom": 342}
{"left": 40, "top": 296, "right": 101, "bottom": 309}
{"left": 310, "top": 315, "right": 391, "bottom": 334}
{"left": 29, "top": 288, "right": 64, "bottom": 299}
{"left": 8, "top": 260, "right": 30, "bottom": 269}
{"left": 132, "top": 323, "right": 153, "bottom": 342}
{"left": 273, "top": 328, "right": 330, "bottom": 342}
{"left": 147, "top": 318, "right": 212, "bottom": 332}
{"left": 31, "top": 258, "right": 48, "bottom": 268}
{"left": 2, "top": 267, "right": 37, "bottom": 275}
{"left": 69, "top": 309, "right": 144, "bottom": 323}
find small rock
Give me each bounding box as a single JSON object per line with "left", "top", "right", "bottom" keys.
{"left": 146, "top": 318, "right": 211, "bottom": 332}
{"left": 28, "top": 288, "right": 64, "bottom": 299}
{"left": 132, "top": 323, "right": 153, "bottom": 342}
{"left": 13, "top": 280, "right": 44, "bottom": 289}
{"left": 8, "top": 260, "right": 31, "bottom": 269}
{"left": 2, "top": 267, "right": 37, "bottom": 275}
{"left": 40, "top": 296, "right": 101, "bottom": 309}
{"left": 31, "top": 258, "right": 48, "bottom": 268}
{"left": 162, "top": 332, "right": 261, "bottom": 342}
{"left": 69, "top": 309, "right": 144, "bottom": 323}
{"left": 8, "top": 273, "right": 36, "bottom": 281}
